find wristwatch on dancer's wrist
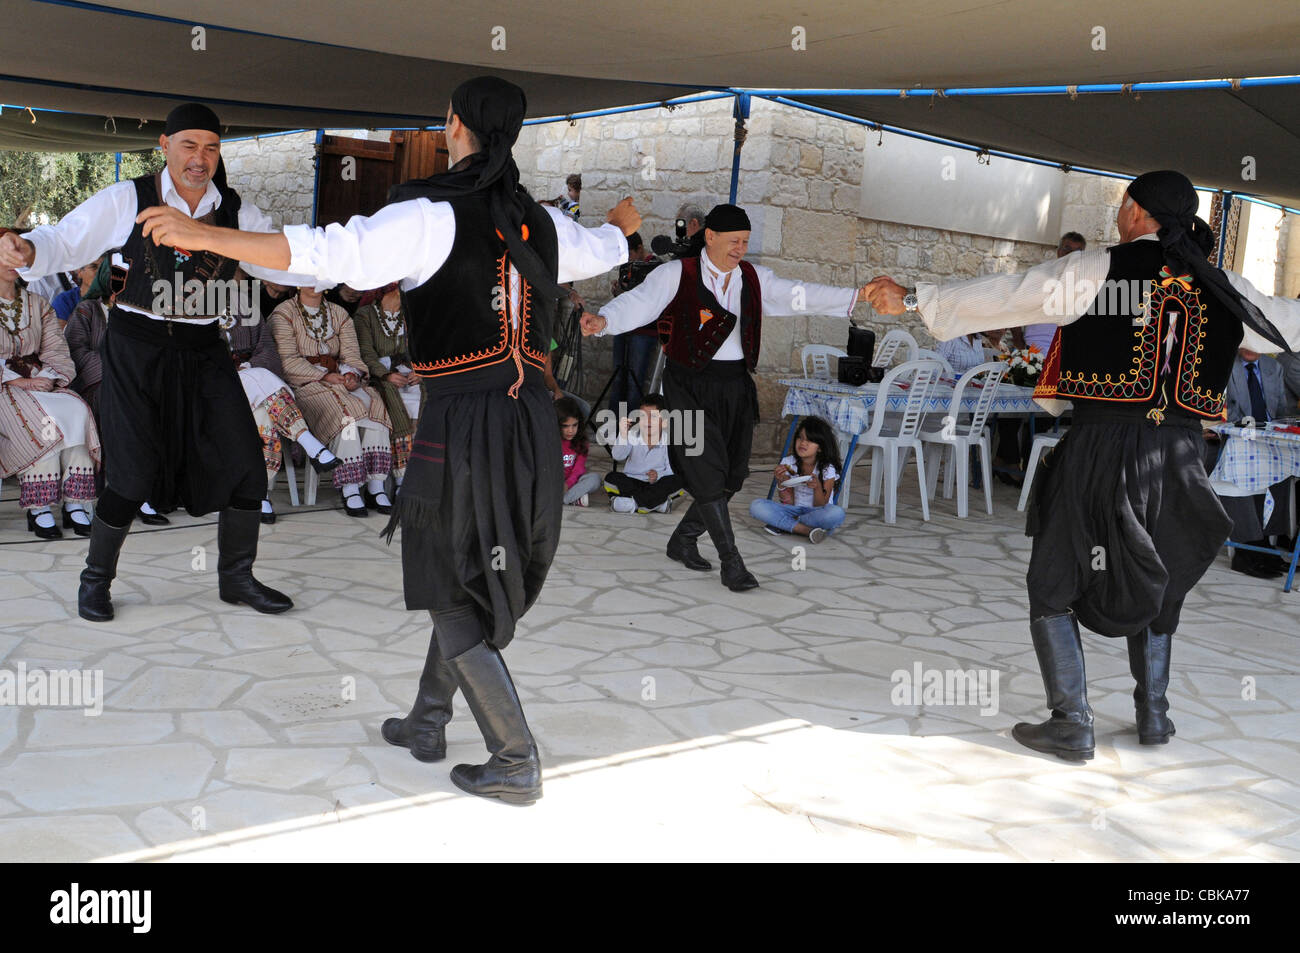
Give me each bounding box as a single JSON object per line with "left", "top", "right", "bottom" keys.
{"left": 902, "top": 288, "right": 918, "bottom": 312}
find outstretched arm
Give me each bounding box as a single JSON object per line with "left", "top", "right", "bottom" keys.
{"left": 4, "top": 183, "right": 136, "bottom": 277}
{"left": 584, "top": 258, "right": 683, "bottom": 337}
{"left": 752, "top": 264, "right": 865, "bottom": 318}
{"left": 139, "top": 199, "right": 455, "bottom": 291}
{"left": 1225, "top": 270, "right": 1300, "bottom": 354}
{"left": 550, "top": 199, "right": 637, "bottom": 283}
{"left": 866, "top": 248, "right": 1111, "bottom": 340}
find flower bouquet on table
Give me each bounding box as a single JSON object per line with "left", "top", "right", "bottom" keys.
{"left": 998, "top": 345, "right": 1044, "bottom": 388}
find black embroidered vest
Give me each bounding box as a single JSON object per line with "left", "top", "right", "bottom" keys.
{"left": 401, "top": 193, "right": 557, "bottom": 395}
{"left": 116, "top": 173, "right": 243, "bottom": 318}
{"left": 1035, "top": 240, "right": 1243, "bottom": 422}
{"left": 658, "top": 257, "right": 762, "bottom": 371}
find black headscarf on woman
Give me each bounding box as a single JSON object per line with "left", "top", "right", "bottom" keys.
{"left": 1127, "top": 170, "right": 1288, "bottom": 351}
{"left": 387, "top": 76, "right": 565, "bottom": 302}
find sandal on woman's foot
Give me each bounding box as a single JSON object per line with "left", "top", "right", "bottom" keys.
{"left": 363, "top": 489, "right": 393, "bottom": 514}
{"left": 342, "top": 491, "right": 369, "bottom": 517}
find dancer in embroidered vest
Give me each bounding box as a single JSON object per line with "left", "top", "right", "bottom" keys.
{"left": 133, "top": 77, "right": 640, "bottom": 806}
{"left": 866, "top": 170, "right": 1300, "bottom": 761}
{"left": 583, "top": 203, "right": 870, "bottom": 591}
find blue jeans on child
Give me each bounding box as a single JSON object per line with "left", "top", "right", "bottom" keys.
{"left": 749, "top": 498, "right": 846, "bottom": 534}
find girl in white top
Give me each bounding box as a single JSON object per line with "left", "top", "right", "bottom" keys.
{"left": 749, "top": 416, "right": 846, "bottom": 543}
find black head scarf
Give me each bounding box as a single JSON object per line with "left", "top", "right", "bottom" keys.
{"left": 387, "top": 76, "right": 564, "bottom": 301}
{"left": 1127, "top": 170, "right": 1289, "bottom": 351}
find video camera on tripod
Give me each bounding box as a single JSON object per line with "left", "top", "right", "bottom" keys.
{"left": 614, "top": 218, "right": 702, "bottom": 293}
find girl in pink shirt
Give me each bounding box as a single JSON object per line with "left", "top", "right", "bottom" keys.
{"left": 558, "top": 396, "right": 601, "bottom": 506}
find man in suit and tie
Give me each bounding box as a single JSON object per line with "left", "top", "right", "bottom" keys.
{"left": 1213, "top": 347, "right": 1297, "bottom": 577}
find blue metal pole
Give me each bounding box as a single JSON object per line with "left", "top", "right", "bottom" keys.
{"left": 729, "top": 92, "right": 750, "bottom": 205}
{"left": 114, "top": 151, "right": 121, "bottom": 182}
{"left": 1236, "top": 194, "right": 1300, "bottom": 216}
{"left": 735, "top": 76, "right": 1300, "bottom": 97}
{"left": 522, "top": 91, "right": 735, "bottom": 127}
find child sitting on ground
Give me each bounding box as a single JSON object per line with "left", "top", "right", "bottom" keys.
{"left": 604, "top": 394, "right": 685, "bottom": 513}
{"left": 558, "top": 396, "right": 602, "bottom": 506}
{"left": 749, "top": 415, "right": 846, "bottom": 543}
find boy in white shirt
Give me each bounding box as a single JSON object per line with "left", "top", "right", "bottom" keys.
{"left": 604, "top": 395, "right": 685, "bottom": 513}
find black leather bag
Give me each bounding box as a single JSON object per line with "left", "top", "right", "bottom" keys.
{"left": 847, "top": 326, "right": 876, "bottom": 362}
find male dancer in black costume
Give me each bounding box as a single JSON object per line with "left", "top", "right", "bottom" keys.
{"left": 1, "top": 103, "right": 310, "bottom": 621}
{"left": 868, "top": 171, "right": 1299, "bottom": 761}
{"left": 137, "top": 77, "right": 639, "bottom": 805}
{"left": 583, "top": 203, "right": 869, "bottom": 591}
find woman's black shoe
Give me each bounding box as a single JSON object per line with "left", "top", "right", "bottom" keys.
{"left": 28, "top": 511, "right": 64, "bottom": 540}
{"left": 343, "top": 492, "right": 369, "bottom": 517}
{"left": 363, "top": 488, "right": 393, "bottom": 514}
{"left": 309, "top": 449, "right": 341, "bottom": 474}
{"left": 138, "top": 508, "right": 170, "bottom": 526}
{"left": 62, "top": 507, "right": 93, "bottom": 537}
{"left": 260, "top": 506, "right": 276, "bottom": 525}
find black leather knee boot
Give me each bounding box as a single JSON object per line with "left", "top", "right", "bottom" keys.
{"left": 697, "top": 497, "right": 758, "bottom": 591}
{"left": 78, "top": 515, "right": 131, "bottom": 622}
{"left": 382, "top": 631, "right": 457, "bottom": 762}
{"left": 1128, "top": 629, "right": 1175, "bottom": 744}
{"left": 666, "top": 500, "right": 711, "bottom": 571}
{"left": 445, "top": 642, "right": 542, "bottom": 806}
{"left": 217, "top": 508, "right": 293, "bottom": 613}
{"left": 1012, "top": 612, "right": 1095, "bottom": 761}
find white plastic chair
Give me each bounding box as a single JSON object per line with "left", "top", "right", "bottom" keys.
{"left": 872, "top": 328, "right": 919, "bottom": 368}
{"left": 281, "top": 451, "right": 319, "bottom": 507}
{"left": 920, "top": 361, "right": 1007, "bottom": 518}
{"left": 837, "top": 358, "right": 944, "bottom": 524}
{"left": 1017, "top": 432, "right": 1063, "bottom": 512}
{"left": 914, "top": 347, "right": 955, "bottom": 378}
{"left": 800, "top": 344, "right": 848, "bottom": 381}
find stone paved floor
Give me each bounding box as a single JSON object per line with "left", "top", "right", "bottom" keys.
{"left": 1, "top": 462, "right": 1297, "bottom": 861}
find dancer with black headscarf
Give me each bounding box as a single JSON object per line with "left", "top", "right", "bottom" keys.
{"left": 0, "top": 103, "right": 309, "bottom": 622}
{"left": 137, "top": 77, "right": 640, "bottom": 805}
{"left": 867, "top": 170, "right": 1299, "bottom": 762}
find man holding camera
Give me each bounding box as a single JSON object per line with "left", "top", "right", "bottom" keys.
{"left": 582, "top": 203, "right": 869, "bottom": 591}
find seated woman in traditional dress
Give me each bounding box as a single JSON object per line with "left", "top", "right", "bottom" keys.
{"left": 352, "top": 282, "right": 422, "bottom": 495}
{"left": 1, "top": 257, "right": 101, "bottom": 538}
{"left": 221, "top": 273, "right": 339, "bottom": 523}
{"left": 270, "top": 285, "right": 392, "bottom": 517}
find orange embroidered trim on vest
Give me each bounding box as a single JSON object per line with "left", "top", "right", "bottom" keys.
{"left": 1170, "top": 283, "right": 1226, "bottom": 417}
{"left": 1057, "top": 287, "right": 1160, "bottom": 402}
{"left": 409, "top": 254, "right": 513, "bottom": 377}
